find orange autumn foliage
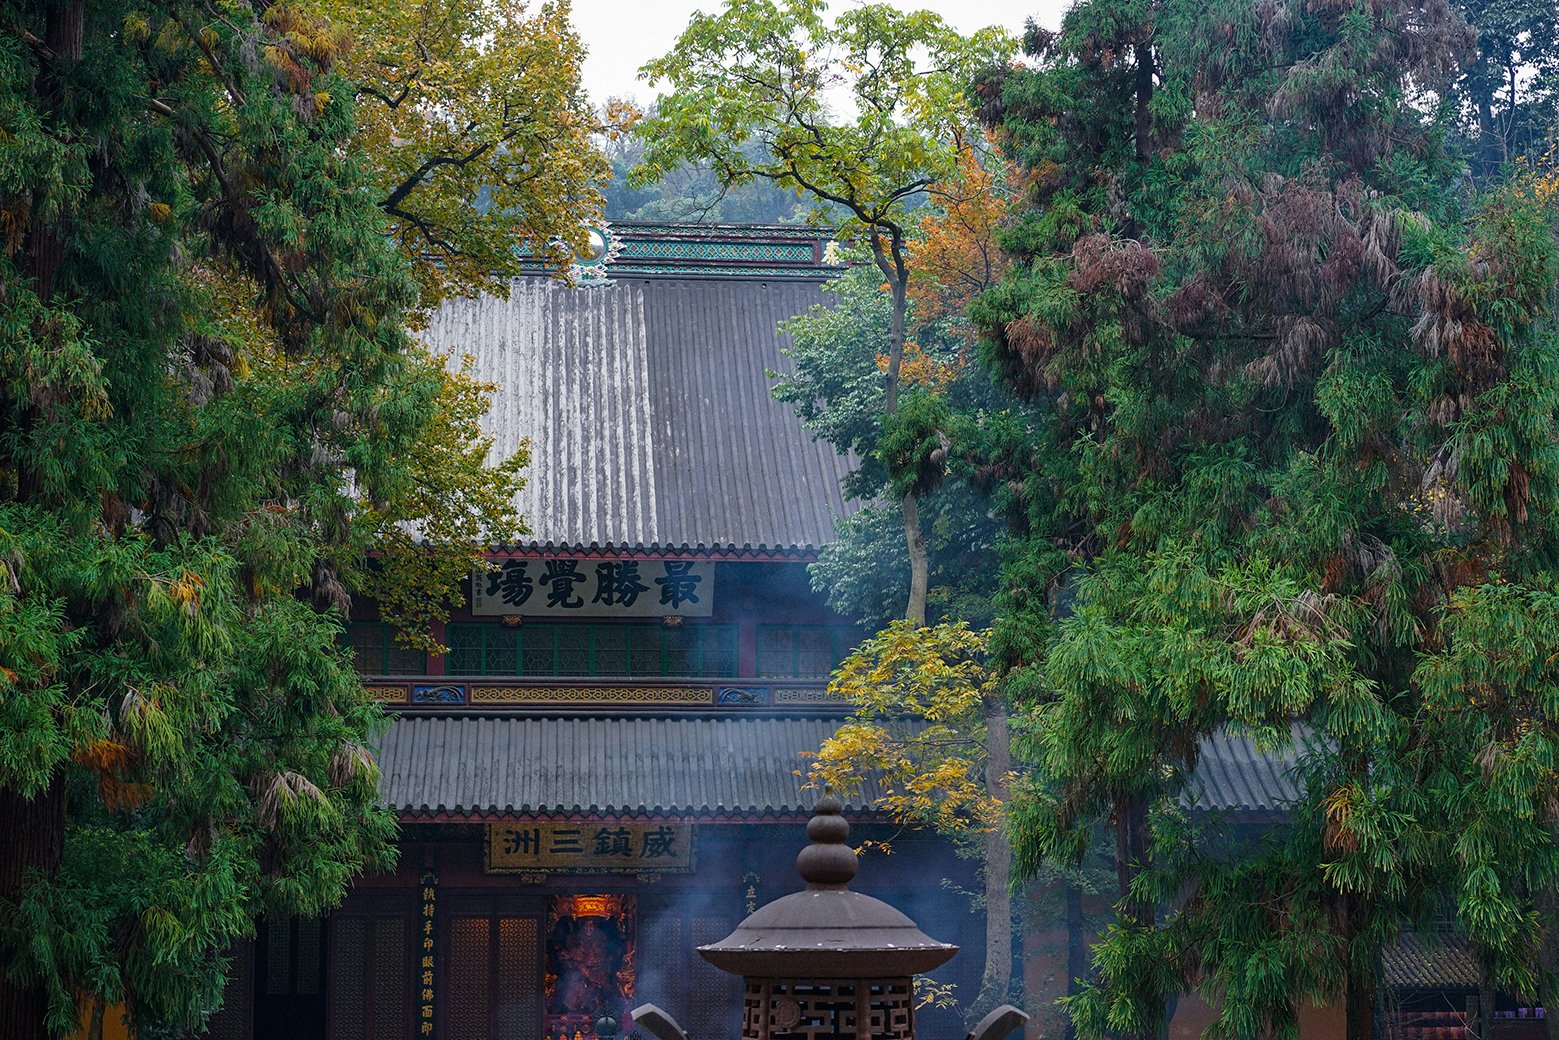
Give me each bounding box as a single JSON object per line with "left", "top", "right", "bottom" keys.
{"left": 868, "top": 142, "right": 1015, "bottom": 391}
{"left": 905, "top": 141, "right": 1015, "bottom": 334}
{"left": 875, "top": 341, "right": 963, "bottom": 391}
{"left": 73, "top": 739, "right": 153, "bottom": 813}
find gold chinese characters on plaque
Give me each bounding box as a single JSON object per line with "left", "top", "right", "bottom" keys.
{"left": 471, "top": 559, "right": 715, "bottom": 617}
{"left": 485, "top": 822, "right": 695, "bottom": 874}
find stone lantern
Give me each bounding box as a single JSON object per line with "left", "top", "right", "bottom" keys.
{"left": 631, "top": 794, "right": 1025, "bottom": 1040}
{"left": 697, "top": 793, "right": 958, "bottom": 1040}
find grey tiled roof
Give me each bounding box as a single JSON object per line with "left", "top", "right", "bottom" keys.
{"left": 422, "top": 273, "right": 854, "bottom": 550}
{"left": 379, "top": 717, "right": 1315, "bottom": 818}
{"left": 1383, "top": 931, "right": 1478, "bottom": 990}
{"left": 377, "top": 715, "right": 887, "bottom": 817}
{"left": 1190, "top": 729, "right": 1307, "bottom": 814}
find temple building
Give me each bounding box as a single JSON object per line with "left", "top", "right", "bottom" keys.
{"left": 208, "top": 224, "right": 988, "bottom": 1040}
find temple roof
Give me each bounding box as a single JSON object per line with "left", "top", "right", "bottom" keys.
{"left": 422, "top": 226, "right": 855, "bottom": 553}
{"left": 377, "top": 716, "right": 1320, "bottom": 821}
{"left": 377, "top": 715, "right": 887, "bottom": 819}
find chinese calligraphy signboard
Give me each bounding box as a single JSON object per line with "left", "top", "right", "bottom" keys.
{"left": 417, "top": 868, "right": 437, "bottom": 1036}
{"left": 485, "top": 823, "right": 695, "bottom": 873}
{"left": 472, "top": 560, "right": 715, "bottom": 617}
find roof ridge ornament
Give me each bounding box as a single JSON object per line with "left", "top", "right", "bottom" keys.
{"left": 568, "top": 220, "right": 620, "bottom": 286}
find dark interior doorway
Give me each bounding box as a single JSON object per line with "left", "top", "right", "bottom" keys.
{"left": 254, "top": 916, "right": 327, "bottom": 1040}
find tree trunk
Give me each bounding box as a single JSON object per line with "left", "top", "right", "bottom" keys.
{"left": 886, "top": 271, "right": 929, "bottom": 629}
{"left": 0, "top": 775, "right": 68, "bottom": 1040}
{"left": 1474, "top": 959, "right": 1497, "bottom": 1040}
{"left": 1133, "top": 43, "right": 1154, "bottom": 161}
{"left": 4, "top": 7, "right": 84, "bottom": 1032}
{"left": 1114, "top": 792, "right": 1156, "bottom": 1040}
{"left": 1344, "top": 956, "right": 1376, "bottom": 1040}
{"left": 902, "top": 491, "right": 930, "bottom": 627}
{"left": 880, "top": 254, "right": 908, "bottom": 416}
{"left": 28, "top": 0, "right": 85, "bottom": 303}
{"left": 870, "top": 232, "right": 930, "bottom": 628}
{"left": 1537, "top": 881, "right": 1559, "bottom": 1040}
{"left": 88, "top": 993, "right": 105, "bottom": 1040}
{"left": 1115, "top": 792, "right": 1149, "bottom": 931}
{"left": 1476, "top": 93, "right": 1499, "bottom": 177}
{"left": 972, "top": 697, "right": 1014, "bottom": 1017}
{"left": 16, "top": 0, "right": 86, "bottom": 504}
{"left": 1542, "top": 971, "right": 1559, "bottom": 1040}
{"left": 1065, "top": 882, "right": 1085, "bottom": 1040}
{"left": 1504, "top": 60, "right": 1517, "bottom": 167}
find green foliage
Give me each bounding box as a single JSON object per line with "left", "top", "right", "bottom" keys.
{"left": 0, "top": 0, "right": 518, "bottom": 1032}
{"left": 880, "top": 392, "right": 953, "bottom": 499}
{"left": 601, "top": 118, "right": 809, "bottom": 223}
{"left": 640, "top": 0, "right": 1015, "bottom": 630}
{"left": 1415, "top": 579, "right": 1559, "bottom": 990}
{"left": 322, "top": 0, "right": 609, "bottom": 312}
{"left": 359, "top": 351, "right": 529, "bottom": 652}
{"left": 774, "top": 261, "right": 1008, "bottom": 627}
{"left": 809, "top": 482, "right": 1009, "bottom": 632}
{"left": 775, "top": 264, "right": 898, "bottom": 497}
{"left": 975, "top": 0, "right": 1559, "bottom": 1034}
{"left": 635, "top": 0, "right": 1010, "bottom": 238}
{"left": 807, "top": 506, "right": 913, "bottom": 626}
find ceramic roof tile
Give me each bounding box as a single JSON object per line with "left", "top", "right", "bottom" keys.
{"left": 1383, "top": 931, "right": 1479, "bottom": 990}
{"left": 1189, "top": 728, "right": 1310, "bottom": 814}
{"left": 421, "top": 272, "right": 854, "bottom": 551}
{"left": 376, "top": 715, "right": 884, "bottom": 817}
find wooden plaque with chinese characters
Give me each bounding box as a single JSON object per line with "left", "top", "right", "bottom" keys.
{"left": 485, "top": 823, "right": 696, "bottom": 873}
{"left": 472, "top": 559, "right": 715, "bottom": 617}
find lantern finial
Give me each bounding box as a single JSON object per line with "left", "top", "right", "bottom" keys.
{"left": 796, "top": 787, "right": 857, "bottom": 888}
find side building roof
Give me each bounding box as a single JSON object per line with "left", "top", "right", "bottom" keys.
{"left": 421, "top": 224, "right": 854, "bottom": 554}
{"left": 1189, "top": 728, "right": 1307, "bottom": 816}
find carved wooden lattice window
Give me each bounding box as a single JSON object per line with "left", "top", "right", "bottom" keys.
{"left": 372, "top": 917, "right": 407, "bottom": 1040}
{"left": 448, "top": 624, "right": 516, "bottom": 675}
{"left": 517, "top": 625, "right": 555, "bottom": 675}
{"left": 552, "top": 624, "right": 593, "bottom": 675}
{"left": 295, "top": 917, "right": 322, "bottom": 996}
{"left": 661, "top": 625, "right": 738, "bottom": 677}
{"left": 206, "top": 942, "right": 253, "bottom": 1040}
{"left": 689, "top": 917, "right": 738, "bottom": 1039}
{"left": 447, "top": 917, "right": 492, "bottom": 1040}
{"left": 636, "top": 910, "right": 684, "bottom": 1021}
{"left": 328, "top": 915, "right": 410, "bottom": 1040}
{"left": 265, "top": 919, "right": 291, "bottom": 997}
{"left": 755, "top": 626, "right": 853, "bottom": 679}
{"left": 628, "top": 630, "right": 662, "bottom": 677}
{"left": 443, "top": 914, "right": 542, "bottom": 1040}
{"left": 261, "top": 916, "right": 325, "bottom": 998}
{"left": 496, "top": 918, "right": 541, "bottom": 1040}
{"left": 328, "top": 919, "right": 367, "bottom": 1040}
{"left": 591, "top": 625, "right": 631, "bottom": 676}
{"left": 345, "top": 622, "right": 427, "bottom": 675}
{"left": 444, "top": 623, "right": 738, "bottom": 678}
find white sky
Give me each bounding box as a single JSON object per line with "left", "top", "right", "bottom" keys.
{"left": 569, "top": 0, "right": 1072, "bottom": 107}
